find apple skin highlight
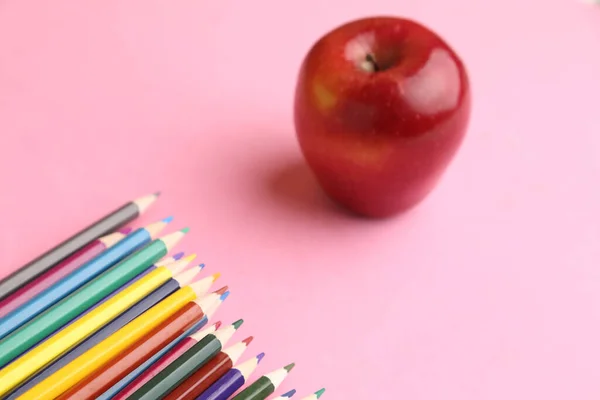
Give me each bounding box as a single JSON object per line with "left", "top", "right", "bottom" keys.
{"left": 294, "top": 16, "right": 471, "bottom": 218}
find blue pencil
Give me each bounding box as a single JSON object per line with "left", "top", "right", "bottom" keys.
{"left": 0, "top": 217, "right": 172, "bottom": 340}
{"left": 2, "top": 263, "right": 200, "bottom": 400}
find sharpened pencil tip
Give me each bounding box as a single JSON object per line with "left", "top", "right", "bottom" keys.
{"left": 183, "top": 254, "right": 197, "bottom": 262}
{"left": 211, "top": 272, "right": 221, "bottom": 282}
{"left": 232, "top": 319, "right": 244, "bottom": 330}
{"left": 220, "top": 291, "right": 230, "bottom": 301}
{"left": 180, "top": 227, "right": 190, "bottom": 234}
{"left": 154, "top": 191, "right": 161, "bottom": 197}
{"left": 162, "top": 216, "right": 174, "bottom": 223}
{"left": 314, "top": 388, "right": 326, "bottom": 398}
{"left": 214, "top": 321, "right": 222, "bottom": 329}
{"left": 198, "top": 263, "right": 205, "bottom": 270}
{"left": 215, "top": 286, "right": 229, "bottom": 295}
{"left": 284, "top": 363, "right": 295, "bottom": 372}
{"left": 242, "top": 336, "right": 254, "bottom": 346}
{"left": 257, "top": 352, "right": 266, "bottom": 363}
{"left": 282, "top": 389, "right": 297, "bottom": 398}
{"left": 135, "top": 193, "right": 161, "bottom": 214}
{"left": 119, "top": 227, "right": 133, "bottom": 235}
{"left": 173, "top": 252, "right": 185, "bottom": 260}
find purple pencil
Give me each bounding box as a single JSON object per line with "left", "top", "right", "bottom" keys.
{"left": 195, "top": 353, "right": 265, "bottom": 400}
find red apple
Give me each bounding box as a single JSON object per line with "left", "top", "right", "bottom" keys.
{"left": 293, "top": 16, "right": 471, "bottom": 218}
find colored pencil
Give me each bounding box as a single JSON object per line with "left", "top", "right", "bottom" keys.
{"left": 230, "top": 363, "right": 296, "bottom": 400}
{"left": 0, "top": 193, "right": 159, "bottom": 301}
{"left": 188, "top": 347, "right": 261, "bottom": 400}
{"left": 271, "top": 390, "right": 297, "bottom": 399}
{"left": 2, "top": 261, "right": 197, "bottom": 400}
{"left": 55, "top": 274, "right": 222, "bottom": 400}
{"left": 296, "top": 389, "right": 326, "bottom": 399}
{"left": 18, "top": 286, "right": 228, "bottom": 400}
{"left": 67, "top": 252, "right": 192, "bottom": 324}
{"left": 0, "top": 228, "right": 132, "bottom": 319}
{"left": 0, "top": 218, "right": 170, "bottom": 340}
{"left": 97, "top": 319, "right": 214, "bottom": 400}
{"left": 128, "top": 319, "right": 244, "bottom": 400}
{"left": 0, "top": 256, "right": 195, "bottom": 398}
{"left": 0, "top": 229, "right": 188, "bottom": 394}
{"left": 110, "top": 322, "right": 223, "bottom": 400}
{"left": 99, "top": 302, "right": 226, "bottom": 400}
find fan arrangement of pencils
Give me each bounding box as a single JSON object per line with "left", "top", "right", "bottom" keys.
{"left": 0, "top": 193, "right": 325, "bottom": 400}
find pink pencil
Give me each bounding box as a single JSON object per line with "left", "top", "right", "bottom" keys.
{"left": 0, "top": 228, "right": 131, "bottom": 318}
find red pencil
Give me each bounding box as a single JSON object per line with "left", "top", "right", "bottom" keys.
{"left": 111, "top": 322, "right": 223, "bottom": 400}
{"left": 55, "top": 282, "right": 224, "bottom": 400}
{"left": 164, "top": 337, "right": 254, "bottom": 400}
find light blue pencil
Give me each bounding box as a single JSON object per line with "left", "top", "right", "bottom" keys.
{"left": 0, "top": 217, "right": 172, "bottom": 340}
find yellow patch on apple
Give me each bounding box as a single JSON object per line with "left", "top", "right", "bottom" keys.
{"left": 335, "top": 136, "right": 392, "bottom": 170}
{"left": 312, "top": 82, "right": 337, "bottom": 111}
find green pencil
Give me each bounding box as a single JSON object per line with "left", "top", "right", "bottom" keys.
{"left": 0, "top": 229, "right": 187, "bottom": 367}
{"left": 128, "top": 319, "right": 243, "bottom": 400}
{"left": 231, "top": 363, "right": 296, "bottom": 400}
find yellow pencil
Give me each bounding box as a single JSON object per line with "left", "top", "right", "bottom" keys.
{"left": 0, "top": 249, "right": 193, "bottom": 397}
{"left": 18, "top": 286, "right": 226, "bottom": 400}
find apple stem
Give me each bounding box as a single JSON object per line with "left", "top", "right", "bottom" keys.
{"left": 365, "top": 54, "right": 380, "bottom": 72}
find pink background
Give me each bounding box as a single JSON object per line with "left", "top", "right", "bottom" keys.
{"left": 1, "top": 0, "right": 600, "bottom": 398}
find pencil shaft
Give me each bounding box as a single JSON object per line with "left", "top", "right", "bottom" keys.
{"left": 99, "top": 318, "right": 208, "bottom": 400}
{"left": 196, "top": 368, "right": 244, "bottom": 400}
{"left": 0, "top": 240, "right": 107, "bottom": 318}
{"left": 0, "top": 265, "right": 174, "bottom": 396}
{"left": 108, "top": 338, "right": 197, "bottom": 400}
{"left": 0, "top": 228, "right": 150, "bottom": 340}
{"left": 68, "top": 265, "right": 156, "bottom": 323}
{"left": 18, "top": 287, "right": 198, "bottom": 400}
{"left": 129, "top": 336, "right": 222, "bottom": 400}
{"left": 56, "top": 303, "right": 205, "bottom": 400}
{"left": 0, "top": 239, "right": 168, "bottom": 371}
{"left": 231, "top": 377, "right": 275, "bottom": 400}
{"left": 165, "top": 352, "right": 233, "bottom": 400}
{"left": 0, "top": 201, "right": 141, "bottom": 300}
{"left": 3, "top": 279, "right": 180, "bottom": 400}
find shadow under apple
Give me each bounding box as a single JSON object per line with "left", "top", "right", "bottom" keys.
{"left": 267, "top": 160, "right": 341, "bottom": 216}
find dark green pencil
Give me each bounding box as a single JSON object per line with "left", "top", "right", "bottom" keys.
{"left": 231, "top": 363, "right": 295, "bottom": 400}
{"left": 128, "top": 320, "right": 244, "bottom": 400}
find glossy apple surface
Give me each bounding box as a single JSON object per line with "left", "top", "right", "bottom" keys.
{"left": 294, "top": 16, "right": 471, "bottom": 218}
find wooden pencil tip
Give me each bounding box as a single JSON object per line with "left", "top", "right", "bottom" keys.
{"left": 183, "top": 254, "right": 197, "bottom": 262}
{"left": 232, "top": 319, "right": 244, "bottom": 330}
{"left": 135, "top": 193, "right": 161, "bottom": 214}
{"left": 284, "top": 363, "right": 296, "bottom": 372}
{"left": 154, "top": 191, "right": 161, "bottom": 197}
{"left": 315, "top": 388, "right": 326, "bottom": 398}
{"left": 242, "top": 336, "right": 254, "bottom": 346}
{"left": 215, "top": 286, "right": 229, "bottom": 295}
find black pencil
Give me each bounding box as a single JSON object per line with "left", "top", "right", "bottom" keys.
{"left": 0, "top": 192, "right": 160, "bottom": 301}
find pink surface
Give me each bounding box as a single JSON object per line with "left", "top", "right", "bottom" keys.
{"left": 1, "top": 0, "right": 599, "bottom": 398}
